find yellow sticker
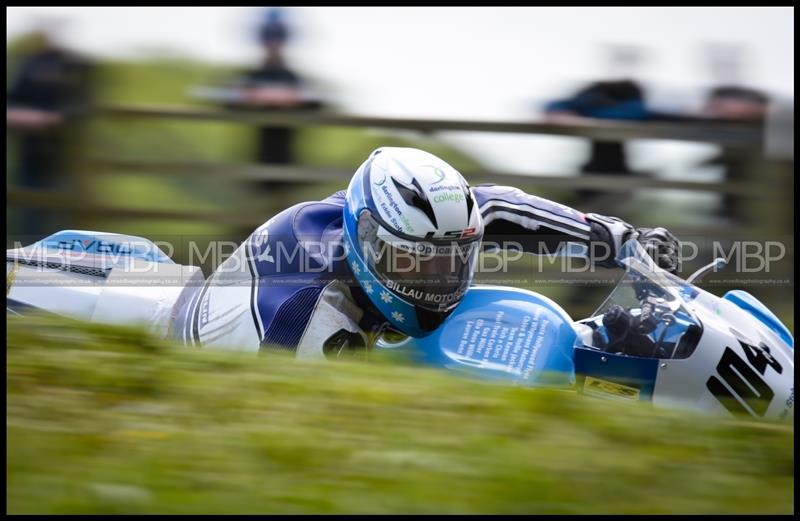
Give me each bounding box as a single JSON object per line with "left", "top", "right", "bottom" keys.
{"left": 7, "top": 261, "right": 19, "bottom": 296}
{"left": 583, "top": 376, "right": 640, "bottom": 401}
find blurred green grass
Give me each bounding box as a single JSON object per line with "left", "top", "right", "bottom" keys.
{"left": 7, "top": 314, "right": 794, "bottom": 514}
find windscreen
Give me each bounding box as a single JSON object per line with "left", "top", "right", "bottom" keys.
{"left": 580, "top": 241, "right": 703, "bottom": 360}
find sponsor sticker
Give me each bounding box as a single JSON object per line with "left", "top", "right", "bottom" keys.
{"left": 433, "top": 192, "right": 464, "bottom": 204}
{"left": 583, "top": 376, "right": 641, "bottom": 401}
{"left": 55, "top": 239, "right": 134, "bottom": 255}
{"left": 424, "top": 165, "right": 448, "bottom": 185}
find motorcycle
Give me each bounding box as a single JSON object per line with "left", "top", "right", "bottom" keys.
{"left": 6, "top": 230, "right": 794, "bottom": 421}
{"left": 376, "top": 240, "right": 794, "bottom": 421}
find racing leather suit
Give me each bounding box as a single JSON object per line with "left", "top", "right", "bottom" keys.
{"left": 172, "top": 185, "right": 667, "bottom": 358}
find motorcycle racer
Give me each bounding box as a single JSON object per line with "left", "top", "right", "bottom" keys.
{"left": 173, "top": 147, "right": 680, "bottom": 358}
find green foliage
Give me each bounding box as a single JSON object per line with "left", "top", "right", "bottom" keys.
{"left": 7, "top": 314, "right": 794, "bottom": 514}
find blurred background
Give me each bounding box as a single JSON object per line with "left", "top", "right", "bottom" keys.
{"left": 6, "top": 6, "right": 794, "bottom": 324}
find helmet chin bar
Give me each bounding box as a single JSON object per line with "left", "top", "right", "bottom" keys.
{"left": 416, "top": 305, "right": 456, "bottom": 332}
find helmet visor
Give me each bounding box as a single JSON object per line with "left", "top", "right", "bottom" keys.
{"left": 357, "top": 210, "right": 481, "bottom": 312}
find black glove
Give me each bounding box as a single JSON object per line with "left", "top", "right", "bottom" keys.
{"left": 636, "top": 226, "right": 681, "bottom": 274}
{"left": 586, "top": 213, "right": 681, "bottom": 274}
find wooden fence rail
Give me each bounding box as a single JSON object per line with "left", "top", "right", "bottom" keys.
{"left": 8, "top": 104, "right": 789, "bottom": 242}
{"left": 6, "top": 188, "right": 780, "bottom": 241}
{"left": 85, "top": 158, "right": 775, "bottom": 198}
{"left": 98, "top": 104, "right": 764, "bottom": 148}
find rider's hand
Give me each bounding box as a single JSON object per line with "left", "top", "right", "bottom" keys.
{"left": 586, "top": 213, "right": 681, "bottom": 274}
{"left": 636, "top": 226, "right": 681, "bottom": 274}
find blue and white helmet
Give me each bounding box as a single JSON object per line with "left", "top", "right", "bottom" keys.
{"left": 343, "top": 147, "right": 484, "bottom": 337}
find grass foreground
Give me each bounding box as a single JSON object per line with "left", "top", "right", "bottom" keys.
{"left": 6, "top": 314, "right": 795, "bottom": 514}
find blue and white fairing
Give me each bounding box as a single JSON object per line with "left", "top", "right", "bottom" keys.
{"left": 6, "top": 230, "right": 204, "bottom": 337}
{"left": 378, "top": 240, "right": 793, "bottom": 420}
{"left": 376, "top": 285, "right": 578, "bottom": 387}
{"left": 18, "top": 230, "right": 176, "bottom": 264}
{"left": 573, "top": 241, "right": 794, "bottom": 421}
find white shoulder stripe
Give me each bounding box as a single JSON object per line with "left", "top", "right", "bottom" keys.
{"left": 245, "top": 241, "right": 266, "bottom": 339}
{"left": 482, "top": 210, "right": 591, "bottom": 240}
{"left": 480, "top": 200, "right": 590, "bottom": 231}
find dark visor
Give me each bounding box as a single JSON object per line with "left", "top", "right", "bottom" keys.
{"left": 357, "top": 211, "right": 480, "bottom": 312}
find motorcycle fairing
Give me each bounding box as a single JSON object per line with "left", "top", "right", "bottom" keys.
{"left": 723, "top": 290, "right": 793, "bottom": 349}
{"left": 376, "top": 285, "right": 578, "bottom": 387}
{"left": 13, "top": 230, "right": 175, "bottom": 265}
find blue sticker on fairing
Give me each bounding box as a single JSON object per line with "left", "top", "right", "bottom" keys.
{"left": 723, "top": 290, "right": 794, "bottom": 349}
{"left": 34, "top": 230, "right": 174, "bottom": 264}
{"left": 381, "top": 286, "right": 578, "bottom": 386}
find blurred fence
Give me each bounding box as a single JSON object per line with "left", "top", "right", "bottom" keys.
{"left": 7, "top": 103, "right": 794, "bottom": 240}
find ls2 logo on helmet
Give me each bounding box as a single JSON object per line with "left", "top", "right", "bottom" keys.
{"left": 424, "top": 228, "right": 477, "bottom": 240}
